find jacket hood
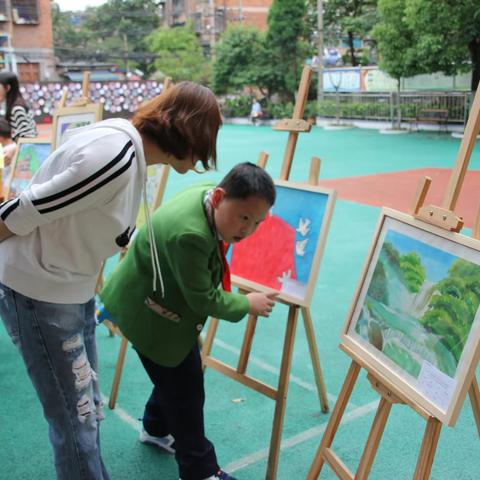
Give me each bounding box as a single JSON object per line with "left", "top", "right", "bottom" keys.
{"left": 62, "top": 118, "right": 147, "bottom": 184}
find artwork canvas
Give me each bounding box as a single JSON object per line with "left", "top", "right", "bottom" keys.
{"left": 52, "top": 104, "right": 102, "bottom": 150}
{"left": 343, "top": 208, "right": 480, "bottom": 425}
{"left": 228, "top": 181, "right": 336, "bottom": 307}
{"left": 6, "top": 139, "right": 51, "bottom": 200}
{"left": 135, "top": 164, "right": 168, "bottom": 227}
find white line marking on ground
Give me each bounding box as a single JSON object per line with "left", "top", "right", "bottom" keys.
{"left": 213, "top": 338, "right": 347, "bottom": 406}
{"left": 102, "top": 395, "right": 141, "bottom": 432}
{"left": 225, "top": 399, "right": 379, "bottom": 473}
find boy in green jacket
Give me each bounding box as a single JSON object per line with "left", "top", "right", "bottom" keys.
{"left": 100, "top": 162, "right": 277, "bottom": 480}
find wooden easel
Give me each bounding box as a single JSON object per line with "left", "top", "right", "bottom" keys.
{"left": 307, "top": 82, "right": 480, "bottom": 480}
{"left": 201, "top": 65, "right": 330, "bottom": 480}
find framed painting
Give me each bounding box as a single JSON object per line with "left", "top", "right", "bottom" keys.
{"left": 342, "top": 208, "right": 480, "bottom": 426}
{"left": 135, "top": 164, "right": 169, "bottom": 227}
{"left": 52, "top": 103, "right": 103, "bottom": 150}
{"left": 228, "top": 180, "right": 336, "bottom": 307}
{"left": 5, "top": 138, "right": 51, "bottom": 200}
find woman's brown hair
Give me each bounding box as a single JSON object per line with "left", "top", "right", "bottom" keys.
{"left": 131, "top": 81, "right": 222, "bottom": 170}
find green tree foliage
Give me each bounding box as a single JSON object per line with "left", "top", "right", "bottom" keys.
{"left": 399, "top": 252, "right": 425, "bottom": 294}
{"left": 373, "top": 0, "right": 420, "bottom": 82}
{"left": 264, "top": 0, "right": 310, "bottom": 101}
{"left": 324, "top": 0, "right": 378, "bottom": 66}
{"left": 52, "top": 3, "right": 90, "bottom": 61}
{"left": 147, "top": 23, "right": 207, "bottom": 83}
{"left": 83, "top": 0, "right": 160, "bottom": 73}
{"left": 404, "top": 0, "right": 480, "bottom": 91}
{"left": 53, "top": 0, "right": 160, "bottom": 73}
{"left": 373, "top": 0, "right": 420, "bottom": 127}
{"left": 420, "top": 259, "right": 480, "bottom": 362}
{"left": 212, "top": 26, "right": 265, "bottom": 94}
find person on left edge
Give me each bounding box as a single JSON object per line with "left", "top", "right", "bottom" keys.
{"left": 0, "top": 81, "right": 222, "bottom": 480}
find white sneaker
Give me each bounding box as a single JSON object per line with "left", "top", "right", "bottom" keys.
{"left": 139, "top": 429, "right": 175, "bottom": 454}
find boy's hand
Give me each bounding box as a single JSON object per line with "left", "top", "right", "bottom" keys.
{"left": 246, "top": 291, "right": 278, "bottom": 317}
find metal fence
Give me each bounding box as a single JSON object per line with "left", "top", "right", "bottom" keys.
{"left": 319, "top": 91, "right": 471, "bottom": 125}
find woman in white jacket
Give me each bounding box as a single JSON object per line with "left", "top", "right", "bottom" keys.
{"left": 0, "top": 81, "right": 222, "bottom": 480}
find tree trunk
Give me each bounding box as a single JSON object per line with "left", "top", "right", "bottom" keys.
{"left": 468, "top": 38, "right": 480, "bottom": 92}
{"left": 348, "top": 31, "right": 357, "bottom": 66}
{"left": 396, "top": 79, "right": 401, "bottom": 129}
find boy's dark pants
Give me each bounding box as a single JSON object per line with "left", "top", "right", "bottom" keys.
{"left": 137, "top": 345, "right": 220, "bottom": 480}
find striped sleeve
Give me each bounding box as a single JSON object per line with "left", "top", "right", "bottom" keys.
{"left": 10, "top": 105, "right": 38, "bottom": 140}
{"left": 0, "top": 137, "right": 136, "bottom": 236}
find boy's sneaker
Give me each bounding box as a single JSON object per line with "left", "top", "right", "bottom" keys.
{"left": 204, "top": 470, "right": 238, "bottom": 480}
{"left": 139, "top": 429, "right": 175, "bottom": 454}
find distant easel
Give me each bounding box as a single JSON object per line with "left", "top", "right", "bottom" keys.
{"left": 52, "top": 71, "right": 103, "bottom": 151}
{"left": 307, "top": 82, "right": 480, "bottom": 480}
{"left": 201, "top": 65, "right": 331, "bottom": 480}
{"left": 106, "top": 77, "right": 173, "bottom": 408}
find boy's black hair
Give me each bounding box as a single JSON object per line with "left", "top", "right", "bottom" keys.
{"left": 218, "top": 162, "right": 276, "bottom": 206}
{"left": 0, "top": 117, "right": 12, "bottom": 138}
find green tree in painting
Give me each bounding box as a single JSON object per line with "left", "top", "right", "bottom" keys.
{"left": 420, "top": 259, "right": 480, "bottom": 362}
{"left": 369, "top": 261, "right": 389, "bottom": 304}
{"left": 382, "top": 241, "right": 400, "bottom": 267}
{"left": 400, "top": 252, "right": 425, "bottom": 294}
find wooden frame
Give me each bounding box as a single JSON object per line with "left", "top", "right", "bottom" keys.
{"left": 229, "top": 180, "right": 336, "bottom": 307}
{"left": 342, "top": 207, "right": 480, "bottom": 426}
{"left": 52, "top": 103, "right": 103, "bottom": 151}
{"left": 5, "top": 138, "right": 51, "bottom": 200}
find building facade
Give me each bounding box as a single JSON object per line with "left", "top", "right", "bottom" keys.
{"left": 162, "top": 0, "right": 271, "bottom": 52}
{"left": 0, "top": 0, "right": 56, "bottom": 81}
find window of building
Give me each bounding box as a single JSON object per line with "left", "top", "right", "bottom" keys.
{"left": 12, "top": 0, "right": 39, "bottom": 25}
{"left": 18, "top": 62, "right": 40, "bottom": 82}
{"left": 0, "top": 1, "right": 7, "bottom": 21}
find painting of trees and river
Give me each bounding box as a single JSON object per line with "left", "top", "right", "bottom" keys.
{"left": 355, "top": 228, "right": 480, "bottom": 380}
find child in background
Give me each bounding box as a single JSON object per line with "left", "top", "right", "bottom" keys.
{"left": 100, "top": 162, "right": 278, "bottom": 480}
{"left": 250, "top": 98, "right": 263, "bottom": 126}
{"left": 0, "top": 71, "right": 37, "bottom": 140}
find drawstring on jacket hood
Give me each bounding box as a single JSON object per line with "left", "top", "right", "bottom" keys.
{"left": 143, "top": 184, "right": 165, "bottom": 297}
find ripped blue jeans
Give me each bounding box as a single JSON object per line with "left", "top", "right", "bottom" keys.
{"left": 0, "top": 282, "right": 110, "bottom": 480}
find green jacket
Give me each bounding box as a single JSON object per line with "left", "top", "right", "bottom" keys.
{"left": 100, "top": 184, "right": 250, "bottom": 367}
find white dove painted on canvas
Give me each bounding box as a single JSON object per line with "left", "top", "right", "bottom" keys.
{"left": 296, "top": 217, "right": 311, "bottom": 236}
{"left": 296, "top": 239, "right": 308, "bottom": 257}
{"left": 277, "top": 269, "right": 292, "bottom": 285}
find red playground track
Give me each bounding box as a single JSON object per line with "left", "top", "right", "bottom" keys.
{"left": 318, "top": 168, "right": 480, "bottom": 228}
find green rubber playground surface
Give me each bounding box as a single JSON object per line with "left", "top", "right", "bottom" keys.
{"left": 1, "top": 125, "right": 480, "bottom": 479}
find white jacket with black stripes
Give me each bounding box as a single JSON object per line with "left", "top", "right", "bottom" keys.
{"left": 0, "top": 118, "right": 147, "bottom": 303}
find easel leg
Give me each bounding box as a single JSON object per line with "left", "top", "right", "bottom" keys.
{"left": 102, "top": 319, "right": 117, "bottom": 337}
{"left": 237, "top": 314, "right": 258, "bottom": 373}
{"left": 266, "top": 306, "right": 299, "bottom": 480}
{"left": 307, "top": 361, "right": 361, "bottom": 480}
{"left": 468, "top": 375, "right": 480, "bottom": 435}
{"left": 201, "top": 317, "right": 220, "bottom": 370}
{"left": 301, "top": 307, "right": 329, "bottom": 413}
{"left": 413, "top": 417, "right": 442, "bottom": 480}
{"left": 108, "top": 335, "right": 129, "bottom": 409}
{"left": 355, "top": 398, "right": 392, "bottom": 480}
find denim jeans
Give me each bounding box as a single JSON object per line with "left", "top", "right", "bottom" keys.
{"left": 0, "top": 282, "right": 110, "bottom": 480}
